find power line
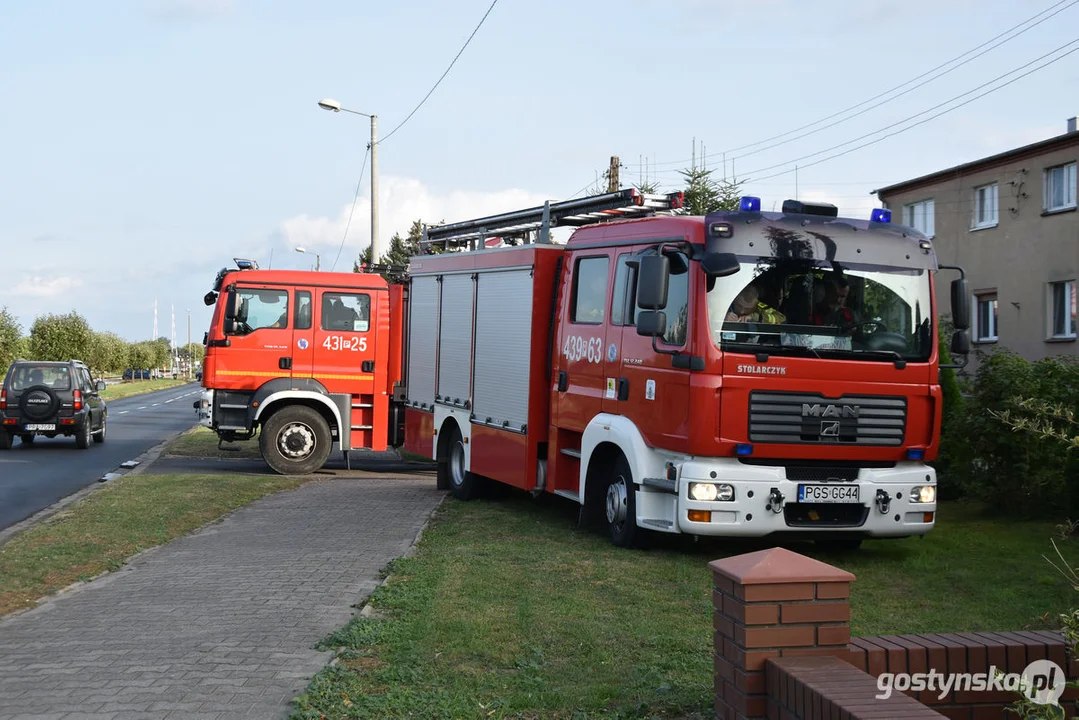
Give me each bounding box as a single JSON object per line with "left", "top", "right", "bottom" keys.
{"left": 378, "top": 0, "right": 500, "bottom": 145}
{"left": 624, "top": 0, "right": 1076, "bottom": 171}
{"left": 331, "top": 144, "right": 370, "bottom": 272}
{"left": 746, "top": 40, "right": 1079, "bottom": 183}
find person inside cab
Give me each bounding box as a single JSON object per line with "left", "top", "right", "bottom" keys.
{"left": 725, "top": 282, "right": 785, "bottom": 324}
{"left": 810, "top": 276, "right": 859, "bottom": 329}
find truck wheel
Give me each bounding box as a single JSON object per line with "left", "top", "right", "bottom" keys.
{"left": 445, "top": 424, "right": 482, "bottom": 501}
{"left": 260, "top": 406, "right": 332, "bottom": 475}
{"left": 94, "top": 416, "right": 107, "bottom": 444}
{"left": 0, "top": 431, "right": 10, "bottom": 450}
{"left": 605, "top": 453, "right": 644, "bottom": 549}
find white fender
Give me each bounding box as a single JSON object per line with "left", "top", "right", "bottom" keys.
{"left": 434, "top": 405, "right": 471, "bottom": 468}
{"left": 578, "top": 413, "right": 676, "bottom": 500}
{"left": 253, "top": 391, "right": 344, "bottom": 432}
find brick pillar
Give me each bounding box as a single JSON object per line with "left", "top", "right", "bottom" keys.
{"left": 709, "top": 547, "right": 856, "bottom": 720}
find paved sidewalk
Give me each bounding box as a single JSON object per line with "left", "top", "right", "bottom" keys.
{"left": 0, "top": 476, "right": 443, "bottom": 719}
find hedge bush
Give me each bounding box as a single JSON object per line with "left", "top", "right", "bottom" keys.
{"left": 940, "top": 348, "right": 1079, "bottom": 519}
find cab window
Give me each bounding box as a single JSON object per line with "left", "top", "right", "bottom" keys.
{"left": 322, "top": 293, "right": 370, "bottom": 332}
{"left": 571, "top": 256, "right": 609, "bottom": 324}
{"left": 628, "top": 249, "right": 688, "bottom": 346}
{"left": 295, "top": 291, "right": 312, "bottom": 330}
{"left": 611, "top": 253, "right": 636, "bottom": 326}
{"left": 235, "top": 288, "right": 289, "bottom": 334}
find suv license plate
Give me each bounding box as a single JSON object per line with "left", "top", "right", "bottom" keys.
{"left": 24, "top": 424, "right": 56, "bottom": 431}
{"left": 798, "top": 484, "right": 860, "bottom": 504}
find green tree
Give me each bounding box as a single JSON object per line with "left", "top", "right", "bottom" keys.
{"left": 180, "top": 342, "right": 205, "bottom": 365}
{"left": 29, "top": 311, "right": 93, "bottom": 362}
{"left": 354, "top": 220, "right": 441, "bottom": 283}
{"left": 678, "top": 165, "right": 747, "bottom": 215}
{"left": 0, "top": 307, "right": 24, "bottom": 373}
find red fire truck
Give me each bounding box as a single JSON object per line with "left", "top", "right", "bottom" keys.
{"left": 196, "top": 189, "right": 971, "bottom": 548}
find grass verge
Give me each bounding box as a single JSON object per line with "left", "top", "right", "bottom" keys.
{"left": 166, "top": 426, "right": 263, "bottom": 459}
{"left": 291, "top": 495, "right": 1079, "bottom": 719}
{"left": 0, "top": 472, "right": 311, "bottom": 617}
{"left": 100, "top": 378, "right": 191, "bottom": 402}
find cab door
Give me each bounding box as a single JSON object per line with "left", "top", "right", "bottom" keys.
{"left": 614, "top": 244, "right": 692, "bottom": 452}
{"left": 214, "top": 285, "right": 293, "bottom": 391}
{"left": 311, "top": 288, "right": 377, "bottom": 397}
{"left": 553, "top": 252, "right": 615, "bottom": 436}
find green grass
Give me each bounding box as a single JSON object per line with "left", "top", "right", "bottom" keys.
{"left": 165, "top": 426, "right": 264, "bottom": 459}
{"left": 291, "top": 495, "right": 1079, "bottom": 720}
{"left": 0, "top": 472, "right": 311, "bottom": 617}
{"left": 100, "top": 378, "right": 190, "bottom": 401}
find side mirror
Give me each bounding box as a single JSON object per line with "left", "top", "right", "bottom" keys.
{"left": 950, "top": 328, "right": 971, "bottom": 356}
{"left": 96, "top": 380, "right": 107, "bottom": 392}
{"left": 637, "top": 255, "right": 670, "bottom": 310}
{"left": 223, "top": 319, "right": 239, "bottom": 335}
{"left": 203, "top": 291, "right": 217, "bottom": 306}
{"left": 950, "top": 278, "right": 970, "bottom": 331}
{"left": 224, "top": 290, "right": 239, "bottom": 320}
{"left": 701, "top": 252, "right": 741, "bottom": 278}
{"left": 636, "top": 310, "right": 667, "bottom": 337}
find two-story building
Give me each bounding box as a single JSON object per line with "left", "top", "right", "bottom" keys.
{"left": 873, "top": 117, "right": 1078, "bottom": 364}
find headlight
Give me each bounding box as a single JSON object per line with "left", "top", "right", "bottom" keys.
{"left": 911, "top": 486, "right": 936, "bottom": 503}
{"left": 688, "top": 482, "right": 735, "bottom": 502}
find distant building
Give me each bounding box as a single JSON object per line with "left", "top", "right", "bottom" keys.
{"left": 874, "top": 117, "right": 1078, "bottom": 365}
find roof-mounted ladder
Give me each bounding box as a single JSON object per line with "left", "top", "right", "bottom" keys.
{"left": 420, "top": 188, "right": 685, "bottom": 252}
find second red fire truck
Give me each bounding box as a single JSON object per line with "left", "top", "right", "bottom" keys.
{"left": 196, "top": 189, "right": 971, "bottom": 548}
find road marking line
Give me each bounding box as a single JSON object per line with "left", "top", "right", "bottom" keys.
{"left": 138, "top": 406, "right": 148, "bottom": 410}
{"left": 118, "top": 410, "right": 129, "bottom": 414}
{"left": 152, "top": 403, "right": 161, "bottom": 406}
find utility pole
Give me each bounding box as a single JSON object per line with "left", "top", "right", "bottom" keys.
{"left": 186, "top": 310, "right": 191, "bottom": 381}
{"left": 369, "top": 115, "right": 380, "bottom": 265}
{"left": 607, "top": 156, "right": 620, "bottom": 192}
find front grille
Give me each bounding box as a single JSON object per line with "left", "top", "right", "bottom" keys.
{"left": 749, "top": 391, "right": 907, "bottom": 446}
{"left": 784, "top": 503, "right": 869, "bottom": 528}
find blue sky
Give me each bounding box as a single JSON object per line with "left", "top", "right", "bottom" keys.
{"left": 1, "top": 0, "right": 1076, "bottom": 343}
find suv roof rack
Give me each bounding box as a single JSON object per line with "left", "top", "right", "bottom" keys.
{"left": 420, "top": 188, "right": 685, "bottom": 252}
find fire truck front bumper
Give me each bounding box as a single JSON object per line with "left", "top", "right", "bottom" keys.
{"left": 194, "top": 389, "right": 214, "bottom": 428}
{"left": 672, "top": 459, "right": 937, "bottom": 538}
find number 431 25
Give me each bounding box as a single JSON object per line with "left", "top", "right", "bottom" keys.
{"left": 323, "top": 335, "right": 367, "bottom": 352}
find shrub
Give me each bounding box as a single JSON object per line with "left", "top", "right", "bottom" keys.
{"left": 943, "top": 348, "right": 1079, "bottom": 519}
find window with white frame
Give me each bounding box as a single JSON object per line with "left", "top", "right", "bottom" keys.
{"left": 970, "top": 183, "right": 998, "bottom": 229}
{"left": 974, "top": 292, "right": 998, "bottom": 342}
{"left": 903, "top": 199, "right": 935, "bottom": 237}
{"left": 1048, "top": 280, "right": 1077, "bottom": 339}
{"left": 1044, "top": 162, "right": 1077, "bottom": 212}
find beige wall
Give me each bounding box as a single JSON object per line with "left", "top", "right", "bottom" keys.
{"left": 879, "top": 140, "right": 1079, "bottom": 367}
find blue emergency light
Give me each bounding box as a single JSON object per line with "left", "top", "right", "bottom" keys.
{"left": 870, "top": 208, "right": 892, "bottom": 224}
{"left": 735, "top": 443, "right": 754, "bottom": 456}
{"left": 739, "top": 196, "right": 761, "bottom": 212}
{"left": 906, "top": 448, "right": 925, "bottom": 460}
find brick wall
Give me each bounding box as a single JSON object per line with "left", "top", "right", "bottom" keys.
{"left": 710, "top": 547, "right": 1078, "bottom": 720}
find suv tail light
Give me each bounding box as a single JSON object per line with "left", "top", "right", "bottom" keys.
{"left": 73, "top": 389, "right": 83, "bottom": 411}
{"left": 0, "top": 389, "right": 6, "bottom": 411}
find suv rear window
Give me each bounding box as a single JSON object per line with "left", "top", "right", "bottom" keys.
{"left": 8, "top": 365, "right": 73, "bottom": 391}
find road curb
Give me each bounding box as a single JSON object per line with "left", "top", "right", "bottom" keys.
{"left": 0, "top": 423, "right": 197, "bottom": 549}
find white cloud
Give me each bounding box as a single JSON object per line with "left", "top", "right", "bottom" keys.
{"left": 10, "top": 276, "right": 83, "bottom": 298}
{"left": 279, "top": 176, "right": 557, "bottom": 270}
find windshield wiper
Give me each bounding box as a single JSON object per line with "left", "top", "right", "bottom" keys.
{"left": 847, "top": 349, "right": 908, "bottom": 369}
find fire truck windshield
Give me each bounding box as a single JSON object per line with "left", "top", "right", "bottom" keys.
{"left": 706, "top": 259, "right": 933, "bottom": 362}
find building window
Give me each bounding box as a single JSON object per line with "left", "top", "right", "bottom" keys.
{"left": 1049, "top": 280, "right": 1077, "bottom": 339}
{"left": 970, "top": 183, "right": 998, "bottom": 229}
{"left": 1044, "top": 162, "right": 1077, "bottom": 212}
{"left": 903, "top": 199, "right": 935, "bottom": 237}
{"left": 974, "top": 292, "right": 998, "bottom": 342}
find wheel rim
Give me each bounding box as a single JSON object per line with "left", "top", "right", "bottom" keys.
{"left": 606, "top": 476, "right": 628, "bottom": 531}
{"left": 277, "top": 421, "right": 316, "bottom": 461}
{"left": 449, "top": 440, "right": 466, "bottom": 487}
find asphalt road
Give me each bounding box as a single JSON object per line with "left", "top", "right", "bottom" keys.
{"left": 0, "top": 383, "right": 203, "bottom": 532}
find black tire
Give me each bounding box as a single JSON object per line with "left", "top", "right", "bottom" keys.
{"left": 94, "top": 414, "right": 106, "bottom": 444}
{"left": 75, "top": 419, "right": 92, "bottom": 449}
{"left": 605, "top": 453, "right": 644, "bottom": 549}
{"left": 0, "top": 431, "right": 11, "bottom": 450}
{"left": 19, "top": 434, "right": 34, "bottom": 445}
{"left": 444, "top": 424, "right": 482, "bottom": 501}
{"left": 816, "top": 536, "right": 863, "bottom": 552}
{"left": 259, "top": 405, "right": 332, "bottom": 475}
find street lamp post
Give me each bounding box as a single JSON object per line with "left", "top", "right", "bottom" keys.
{"left": 186, "top": 309, "right": 191, "bottom": 381}
{"left": 295, "top": 246, "right": 321, "bottom": 271}
{"left": 317, "top": 98, "right": 380, "bottom": 266}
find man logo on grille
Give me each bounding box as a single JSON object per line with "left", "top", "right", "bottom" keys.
{"left": 820, "top": 421, "right": 841, "bottom": 437}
